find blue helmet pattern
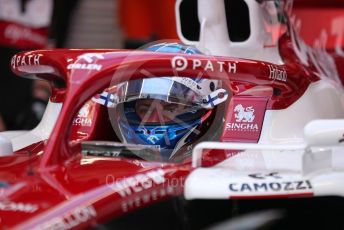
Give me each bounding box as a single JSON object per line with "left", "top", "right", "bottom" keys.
{"left": 145, "top": 42, "right": 203, "bottom": 54}
{"left": 114, "top": 42, "right": 227, "bottom": 161}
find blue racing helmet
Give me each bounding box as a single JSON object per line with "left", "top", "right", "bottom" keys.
{"left": 111, "top": 43, "right": 228, "bottom": 161}
{"left": 144, "top": 42, "right": 203, "bottom": 54}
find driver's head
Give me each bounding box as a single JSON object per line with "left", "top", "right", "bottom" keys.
{"left": 112, "top": 43, "right": 229, "bottom": 161}
{"left": 114, "top": 76, "right": 228, "bottom": 161}
{"left": 135, "top": 99, "right": 187, "bottom": 123}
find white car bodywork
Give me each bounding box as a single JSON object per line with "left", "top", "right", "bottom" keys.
{"left": 176, "top": 0, "right": 285, "bottom": 64}
{"left": 185, "top": 129, "right": 344, "bottom": 199}
{"left": 0, "top": 101, "right": 62, "bottom": 154}
{"left": 176, "top": 0, "right": 344, "bottom": 200}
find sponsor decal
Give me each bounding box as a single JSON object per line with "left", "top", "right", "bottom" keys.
{"left": 34, "top": 206, "right": 97, "bottom": 230}
{"left": 67, "top": 53, "right": 104, "bottom": 71}
{"left": 73, "top": 103, "right": 92, "bottom": 127}
{"left": 229, "top": 180, "right": 312, "bottom": 193}
{"left": 225, "top": 123, "right": 259, "bottom": 132}
{"left": 106, "top": 169, "right": 166, "bottom": 198}
{"left": 0, "top": 201, "right": 38, "bottom": 213}
{"left": 78, "top": 53, "right": 105, "bottom": 63}
{"left": 248, "top": 172, "right": 282, "bottom": 180}
{"left": 171, "top": 56, "right": 187, "bottom": 71}
{"left": 67, "top": 63, "right": 102, "bottom": 71}
{"left": 171, "top": 56, "right": 237, "bottom": 73}
{"left": 72, "top": 117, "right": 92, "bottom": 127}
{"left": 121, "top": 186, "right": 175, "bottom": 212}
{"left": 11, "top": 54, "right": 42, "bottom": 68}
{"left": 221, "top": 97, "right": 267, "bottom": 142}
{"left": 172, "top": 77, "right": 203, "bottom": 94}
{"left": 268, "top": 65, "right": 287, "bottom": 82}
{"left": 77, "top": 104, "right": 90, "bottom": 118}
{"left": 234, "top": 104, "right": 255, "bottom": 122}
{"left": 225, "top": 104, "right": 259, "bottom": 132}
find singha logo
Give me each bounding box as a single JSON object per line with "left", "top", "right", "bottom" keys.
{"left": 78, "top": 104, "right": 90, "bottom": 118}
{"left": 234, "top": 104, "right": 255, "bottom": 122}
{"left": 73, "top": 104, "right": 92, "bottom": 126}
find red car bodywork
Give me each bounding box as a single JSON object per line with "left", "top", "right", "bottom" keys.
{"left": 0, "top": 23, "right": 342, "bottom": 228}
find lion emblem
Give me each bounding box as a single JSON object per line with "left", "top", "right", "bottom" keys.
{"left": 78, "top": 103, "right": 90, "bottom": 118}
{"left": 234, "top": 104, "right": 255, "bottom": 122}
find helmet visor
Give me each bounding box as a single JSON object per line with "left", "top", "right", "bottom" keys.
{"left": 115, "top": 77, "right": 208, "bottom": 108}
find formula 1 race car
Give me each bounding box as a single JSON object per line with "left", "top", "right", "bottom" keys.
{"left": 0, "top": 0, "right": 344, "bottom": 229}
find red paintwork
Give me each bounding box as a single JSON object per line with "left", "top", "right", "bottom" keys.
{"left": 294, "top": 0, "right": 344, "bottom": 8}
{"left": 0, "top": 18, "right": 343, "bottom": 229}
{"left": 292, "top": 8, "right": 344, "bottom": 50}
{"left": 0, "top": 21, "right": 49, "bottom": 49}
{"left": 334, "top": 54, "right": 344, "bottom": 84}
